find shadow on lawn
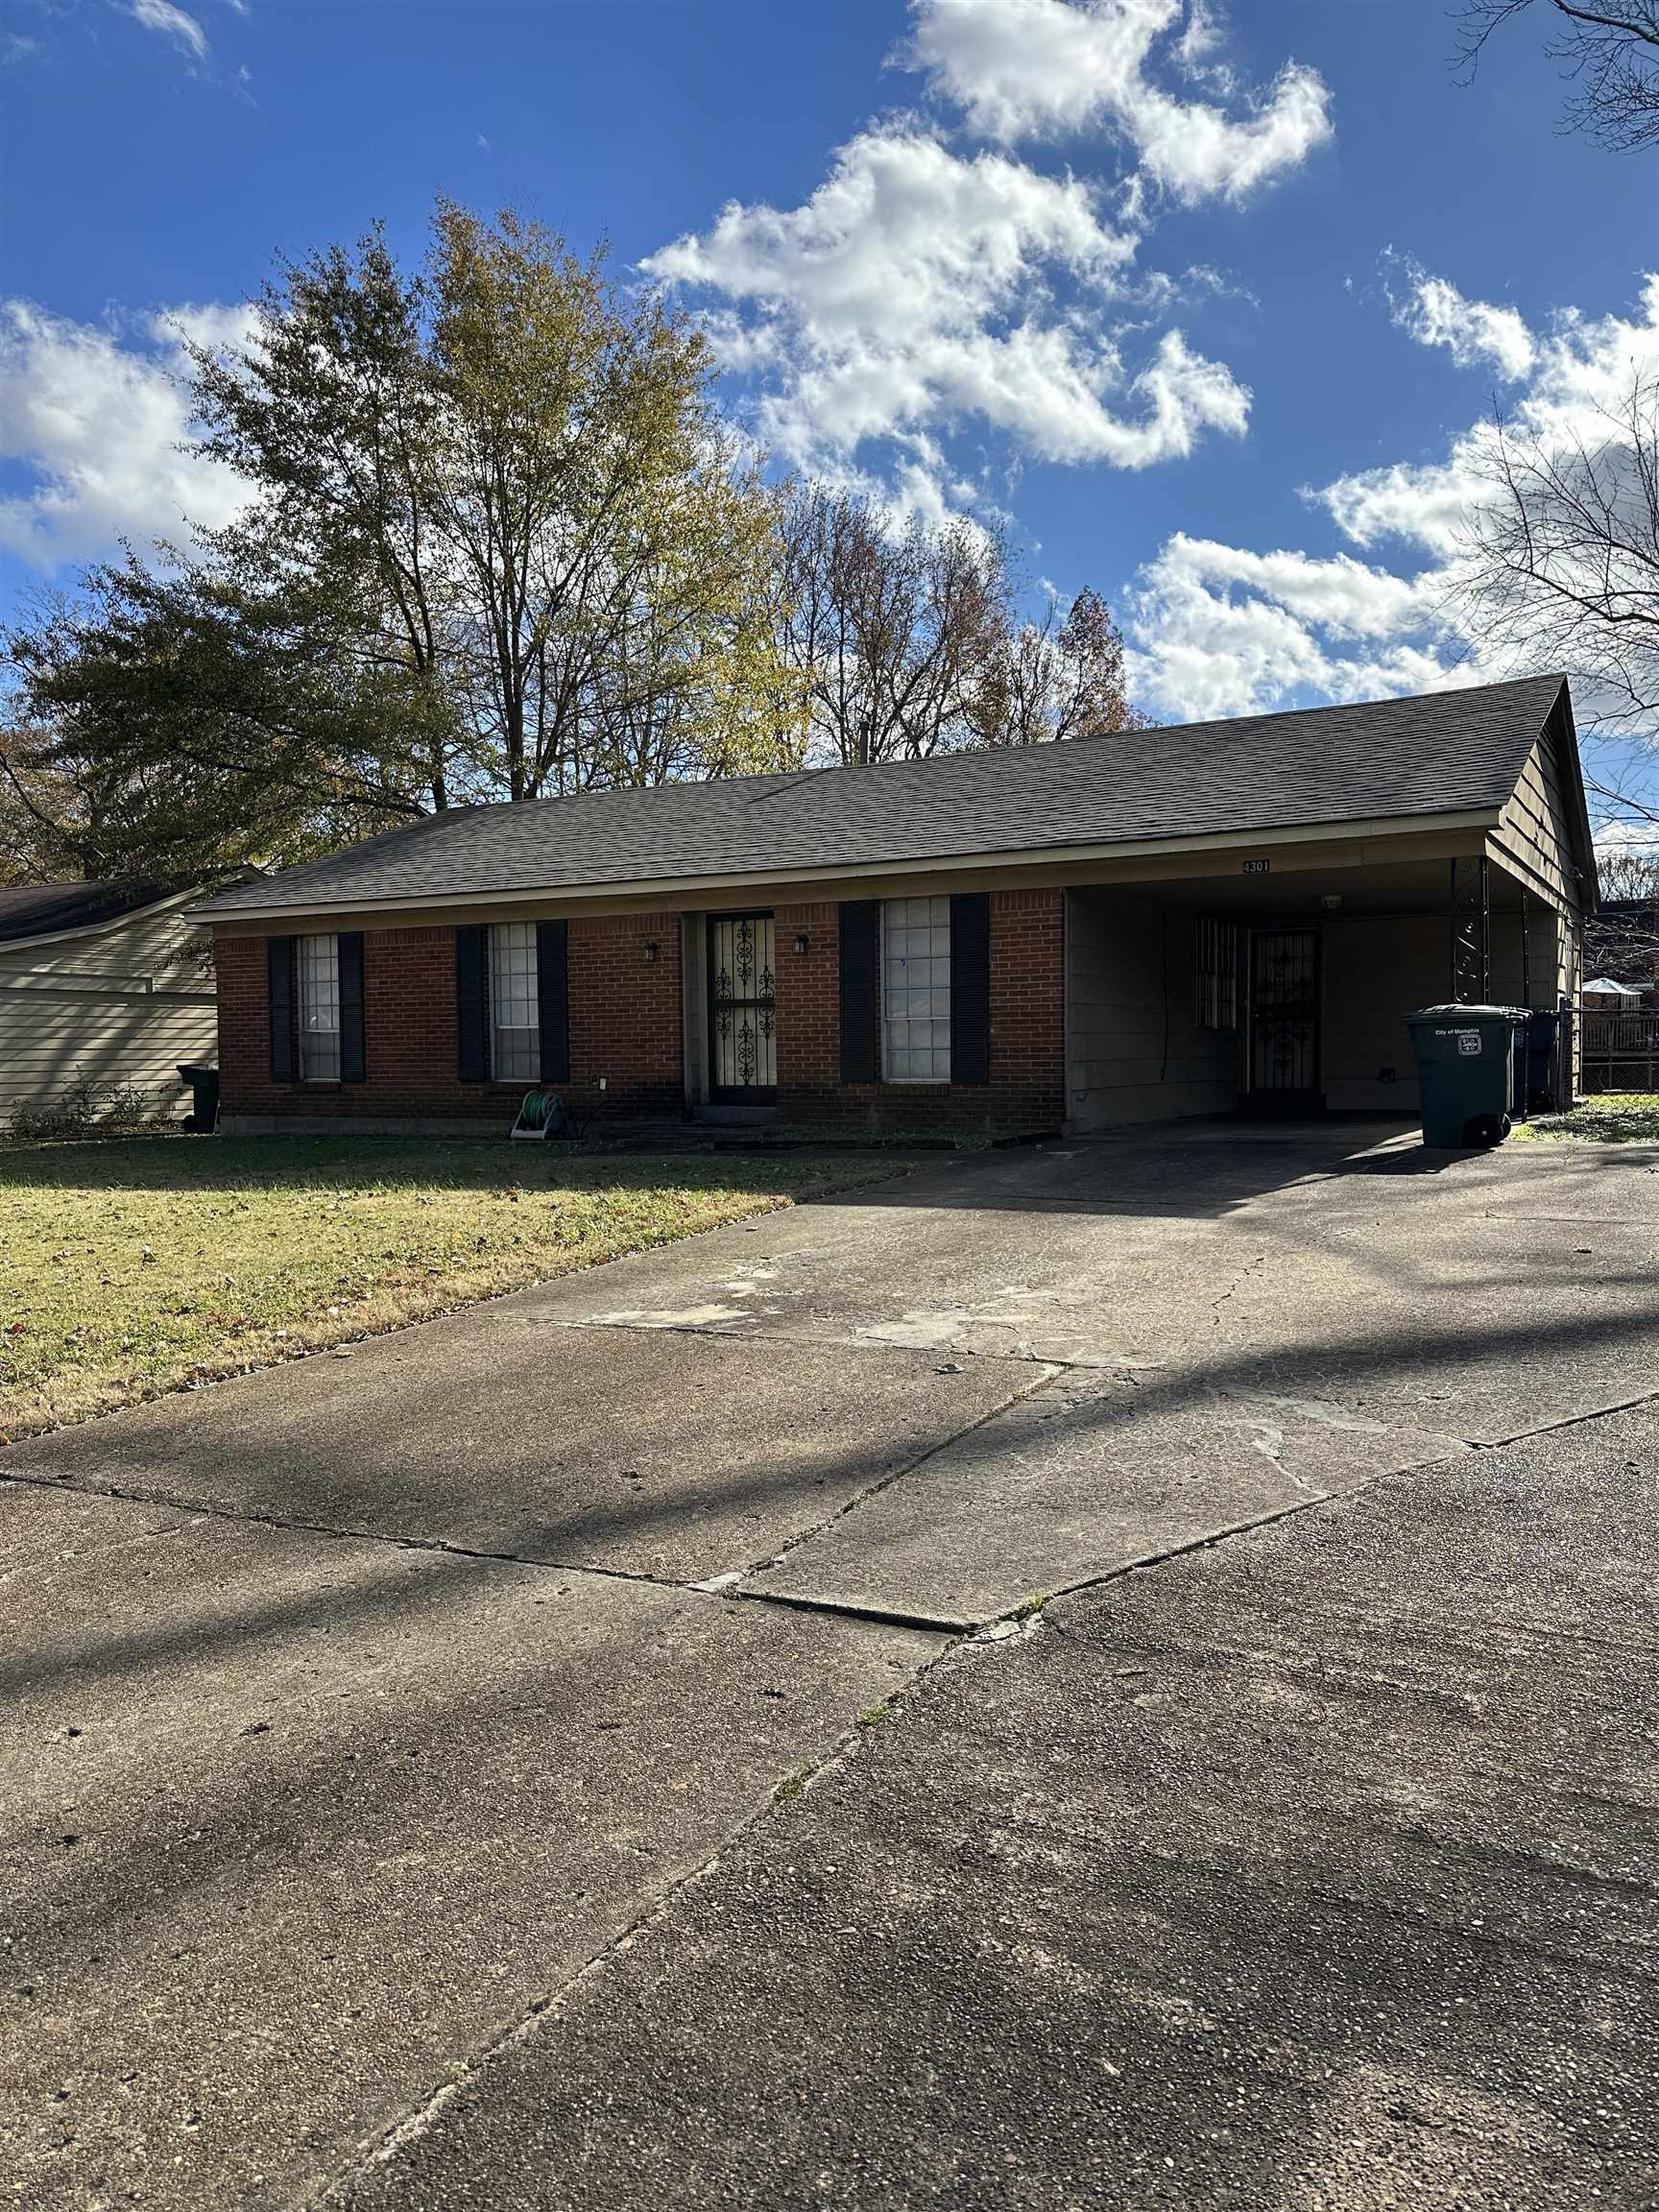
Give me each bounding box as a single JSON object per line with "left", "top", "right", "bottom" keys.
{"left": 0, "top": 1133, "right": 859, "bottom": 1199}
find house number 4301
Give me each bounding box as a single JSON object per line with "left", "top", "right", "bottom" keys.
{"left": 1241, "top": 858, "right": 1270, "bottom": 874}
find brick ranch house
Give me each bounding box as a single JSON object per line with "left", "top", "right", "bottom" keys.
{"left": 196, "top": 675, "right": 1596, "bottom": 1137}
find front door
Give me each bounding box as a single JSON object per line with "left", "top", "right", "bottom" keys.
{"left": 708, "top": 913, "right": 778, "bottom": 1101}
{"left": 1248, "top": 926, "right": 1320, "bottom": 1106}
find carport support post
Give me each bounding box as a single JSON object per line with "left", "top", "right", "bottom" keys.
{"left": 1449, "top": 856, "right": 1491, "bottom": 1003}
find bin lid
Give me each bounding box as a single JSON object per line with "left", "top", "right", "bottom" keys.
{"left": 1406, "top": 1004, "right": 1529, "bottom": 1023}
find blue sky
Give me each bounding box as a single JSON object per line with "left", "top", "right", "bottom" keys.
{"left": 2, "top": 0, "right": 1656, "bottom": 805}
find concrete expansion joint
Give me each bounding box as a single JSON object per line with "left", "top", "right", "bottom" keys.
{"left": 979, "top": 1491, "right": 1340, "bottom": 1627}
{"left": 967, "top": 1384, "right": 1659, "bottom": 1638}
{"left": 737, "top": 1585, "right": 974, "bottom": 1636}
{"left": 725, "top": 1361, "right": 1067, "bottom": 1597}
{"left": 306, "top": 1616, "right": 962, "bottom": 2212}
{"left": 1465, "top": 1386, "right": 1659, "bottom": 1452}
{"left": 0, "top": 1468, "right": 709, "bottom": 1602}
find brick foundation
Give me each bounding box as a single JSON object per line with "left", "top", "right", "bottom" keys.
{"left": 215, "top": 889, "right": 1065, "bottom": 1135}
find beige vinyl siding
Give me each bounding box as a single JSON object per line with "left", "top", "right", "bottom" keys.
{"left": 1490, "top": 730, "right": 1585, "bottom": 918}
{"left": 0, "top": 901, "right": 218, "bottom": 1126}
{"left": 1487, "top": 727, "right": 1586, "bottom": 1087}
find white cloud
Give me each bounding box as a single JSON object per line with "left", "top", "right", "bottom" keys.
{"left": 1126, "top": 534, "right": 1460, "bottom": 724}
{"left": 128, "top": 0, "right": 208, "bottom": 61}
{"left": 0, "top": 299, "right": 254, "bottom": 565}
{"left": 904, "top": 0, "right": 1332, "bottom": 203}
{"left": 1128, "top": 276, "right": 1659, "bottom": 726}
{"left": 1321, "top": 275, "right": 1659, "bottom": 558}
{"left": 644, "top": 121, "right": 1247, "bottom": 481}
{"left": 1386, "top": 257, "right": 1535, "bottom": 382}
{"left": 644, "top": 2, "right": 1329, "bottom": 512}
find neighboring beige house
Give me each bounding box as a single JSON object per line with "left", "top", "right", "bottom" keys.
{"left": 0, "top": 882, "right": 223, "bottom": 1128}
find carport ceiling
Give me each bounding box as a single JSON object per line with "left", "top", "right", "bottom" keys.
{"left": 1067, "top": 856, "right": 1527, "bottom": 919}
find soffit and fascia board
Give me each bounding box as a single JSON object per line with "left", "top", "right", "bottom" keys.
{"left": 201, "top": 808, "right": 1509, "bottom": 935}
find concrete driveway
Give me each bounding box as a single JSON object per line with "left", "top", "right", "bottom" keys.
{"left": 4, "top": 1120, "right": 1657, "bottom": 2209}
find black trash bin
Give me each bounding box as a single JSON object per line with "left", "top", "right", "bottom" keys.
{"left": 177, "top": 1063, "right": 220, "bottom": 1133}
{"left": 1405, "top": 1006, "right": 1528, "bottom": 1148}
{"left": 1526, "top": 1008, "right": 1563, "bottom": 1114}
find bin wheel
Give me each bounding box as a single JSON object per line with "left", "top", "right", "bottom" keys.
{"left": 1462, "top": 1112, "right": 1511, "bottom": 1149}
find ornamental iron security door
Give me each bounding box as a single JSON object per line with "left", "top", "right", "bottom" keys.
{"left": 1249, "top": 926, "right": 1320, "bottom": 1101}
{"left": 709, "top": 913, "right": 777, "bottom": 1098}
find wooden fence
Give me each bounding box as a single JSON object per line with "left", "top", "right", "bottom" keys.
{"left": 1580, "top": 1008, "right": 1659, "bottom": 1095}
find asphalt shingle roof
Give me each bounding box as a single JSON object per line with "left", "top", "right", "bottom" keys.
{"left": 199, "top": 675, "right": 1570, "bottom": 920}
{"left": 0, "top": 880, "right": 180, "bottom": 945}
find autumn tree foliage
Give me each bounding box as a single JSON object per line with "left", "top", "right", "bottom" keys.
{"left": 4, "top": 206, "right": 801, "bottom": 874}
{"left": 2, "top": 204, "right": 1144, "bottom": 878}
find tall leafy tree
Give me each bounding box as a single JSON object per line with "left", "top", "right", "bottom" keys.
{"left": 188, "top": 227, "right": 458, "bottom": 813}
{"left": 423, "top": 204, "right": 799, "bottom": 796}
{"left": 3, "top": 554, "right": 440, "bottom": 878}
{"left": 3, "top": 203, "right": 802, "bottom": 875}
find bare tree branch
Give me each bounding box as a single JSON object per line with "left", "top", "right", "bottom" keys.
{"left": 1455, "top": 0, "right": 1659, "bottom": 146}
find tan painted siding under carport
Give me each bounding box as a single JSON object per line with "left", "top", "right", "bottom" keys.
{"left": 1066, "top": 889, "right": 1239, "bottom": 1130}
{"left": 0, "top": 901, "right": 219, "bottom": 1125}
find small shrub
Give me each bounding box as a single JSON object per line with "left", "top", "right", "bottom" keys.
{"left": 4, "top": 1074, "right": 169, "bottom": 1146}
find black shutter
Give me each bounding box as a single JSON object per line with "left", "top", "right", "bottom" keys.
{"left": 839, "top": 901, "right": 880, "bottom": 1084}
{"left": 456, "top": 926, "right": 489, "bottom": 1082}
{"left": 537, "top": 920, "right": 570, "bottom": 1083}
{"left": 268, "top": 936, "right": 296, "bottom": 1083}
{"left": 338, "top": 931, "right": 366, "bottom": 1083}
{"left": 950, "top": 893, "right": 992, "bottom": 1086}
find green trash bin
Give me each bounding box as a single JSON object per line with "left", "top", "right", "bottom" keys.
{"left": 1405, "top": 1005, "right": 1529, "bottom": 1148}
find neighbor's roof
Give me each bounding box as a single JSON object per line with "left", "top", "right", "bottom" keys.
{"left": 1583, "top": 977, "right": 1642, "bottom": 995}
{"left": 197, "top": 673, "right": 1573, "bottom": 922}
{"left": 0, "top": 879, "right": 183, "bottom": 945}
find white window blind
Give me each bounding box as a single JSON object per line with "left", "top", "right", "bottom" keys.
{"left": 882, "top": 897, "right": 951, "bottom": 1082}
{"left": 490, "top": 924, "right": 541, "bottom": 1083}
{"left": 298, "top": 934, "right": 342, "bottom": 1082}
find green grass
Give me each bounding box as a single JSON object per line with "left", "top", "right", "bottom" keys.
{"left": 1513, "top": 1094, "right": 1659, "bottom": 1144}
{"left": 0, "top": 1135, "right": 904, "bottom": 1444}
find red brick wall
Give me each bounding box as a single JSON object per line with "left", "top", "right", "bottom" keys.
{"left": 772, "top": 889, "right": 1065, "bottom": 1133}
{"left": 216, "top": 914, "right": 684, "bottom": 1123}
{"left": 217, "top": 889, "right": 1065, "bottom": 1133}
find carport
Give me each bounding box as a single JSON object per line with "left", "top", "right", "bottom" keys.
{"left": 1065, "top": 685, "right": 1595, "bottom": 1130}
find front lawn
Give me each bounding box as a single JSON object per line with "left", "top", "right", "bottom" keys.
{"left": 1513, "top": 1094, "right": 1659, "bottom": 1143}
{"left": 0, "top": 1136, "right": 903, "bottom": 1443}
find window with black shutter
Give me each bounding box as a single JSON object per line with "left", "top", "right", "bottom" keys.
{"left": 268, "top": 936, "right": 297, "bottom": 1083}
{"left": 455, "top": 926, "right": 490, "bottom": 1081}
